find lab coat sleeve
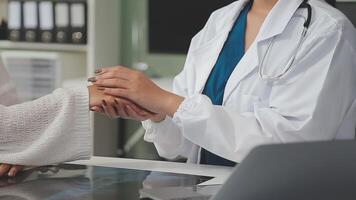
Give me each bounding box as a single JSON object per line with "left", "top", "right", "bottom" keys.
{"left": 0, "top": 63, "right": 92, "bottom": 165}
{"left": 142, "top": 28, "right": 210, "bottom": 161}
{"left": 141, "top": 7, "right": 240, "bottom": 161}
{"left": 142, "top": 6, "right": 244, "bottom": 161}
{"left": 172, "top": 26, "right": 356, "bottom": 163}
{"left": 142, "top": 50, "right": 199, "bottom": 160}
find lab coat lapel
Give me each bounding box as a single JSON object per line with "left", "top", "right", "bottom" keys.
{"left": 257, "top": 0, "right": 304, "bottom": 41}
{"left": 190, "top": 0, "right": 248, "bottom": 93}
{"left": 223, "top": 0, "right": 304, "bottom": 103}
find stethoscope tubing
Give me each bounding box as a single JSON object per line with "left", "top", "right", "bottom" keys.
{"left": 258, "top": 0, "right": 312, "bottom": 80}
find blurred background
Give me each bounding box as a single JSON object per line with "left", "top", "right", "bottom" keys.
{"left": 0, "top": 0, "right": 353, "bottom": 161}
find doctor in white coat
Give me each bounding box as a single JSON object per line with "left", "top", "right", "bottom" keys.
{"left": 92, "top": 0, "right": 356, "bottom": 166}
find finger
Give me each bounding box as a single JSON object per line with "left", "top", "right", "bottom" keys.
{"left": 104, "top": 88, "right": 130, "bottom": 99}
{"left": 95, "top": 67, "right": 132, "bottom": 80}
{"left": 0, "top": 164, "right": 11, "bottom": 177}
{"left": 95, "top": 78, "right": 130, "bottom": 88}
{"left": 95, "top": 66, "right": 118, "bottom": 75}
{"left": 129, "top": 103, "right": 154, "bottom": 116}
{"left": 109, "top": 104, "right": 120, "bottom": 119}
{"left": 125, "top": 105, "right": 147, "bottom": 121}
{"left": 102, "top": 100, "right": 113, "bottom": 118}
{"left": 103, "top": 100, "right": 118, "bottom": 119}
{"left": 95, "top": 68, "right": 108, "bottom": 75}
{"left": 111, "top": 102, "right": 120, "bottom": 118}
{"left": 114, "top": 99, "right": 132, "bottom": 119}
{"left": 118, "top": 98, "right": 154, "bottom": 116}
{"left": 90, "top": 106, "right": 104, "bottom": 113}
{"left": 115, "top": 98, "right": 148, "bottom": 115}
{"left": 8, "top": 165, "right": 24, "bottom": 177}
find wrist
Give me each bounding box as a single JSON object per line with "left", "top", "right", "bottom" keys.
{"left": 160, "top": 91, "right": 184, "bottom": 117}
{"left": 150, "top": 114, "right": 166, "bottom": 123}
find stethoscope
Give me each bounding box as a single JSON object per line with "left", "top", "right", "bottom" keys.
{"left": 259, "top": 0, "right": 312, "bottom": 80}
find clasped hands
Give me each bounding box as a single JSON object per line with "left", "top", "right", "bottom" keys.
{"left": 88, "top": 66, "right": 184, "bottom": 122}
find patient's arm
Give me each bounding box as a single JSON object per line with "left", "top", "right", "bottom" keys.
{"left": 0, "top": 86, "right": 94, "bottom": 167}
{"left": 0, "top": 86, "right": 113, "bottom": 177}
{"left": 0, "top": 60, "right": 118, "bottom": 176}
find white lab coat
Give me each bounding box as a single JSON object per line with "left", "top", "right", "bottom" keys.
{"left": 143, "top": 0, "right": 356, "bottom": 164}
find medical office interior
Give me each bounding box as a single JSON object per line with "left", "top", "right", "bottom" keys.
{"left": 0, "top": 0, "right": 242, "bottom": 160}
{"left": 0, "top": 0, "right": 356, "bottom": 199}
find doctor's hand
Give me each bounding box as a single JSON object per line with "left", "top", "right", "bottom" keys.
{"left": 88, "top": 82, "right": 156, "bottom": 119}
{"left": 0, "top": 164, "right": 24, "bottom": 177}
{"left": 91, "top": 66, "right": 184, "bottom": 118}
{"left": 91, "top": 97, "right": 163, "bottom": 121}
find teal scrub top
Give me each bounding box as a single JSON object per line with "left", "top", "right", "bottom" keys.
{"left": 200, "top": 0, "right": 253, "bottom": 167}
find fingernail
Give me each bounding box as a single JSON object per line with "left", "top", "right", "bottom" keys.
{"left": 88, "top": 77, "right": 97, "bottom": 82}
{"left": 95, "top": 69, "right": 102, "bottom": 74}
{"left": 102, "top": 100, "right": 107, "bottom": 106}
{"left": 8, "top": 172, "right": 13, "bottom": 177}
{"left": 113, "top": 103, "right": 119, "bottom": 115}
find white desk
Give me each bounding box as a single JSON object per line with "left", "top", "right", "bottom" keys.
{"left": 69, "top": 156, "right": 234, "bottom": 186}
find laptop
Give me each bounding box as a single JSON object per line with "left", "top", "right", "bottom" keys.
{"left": 212, "top": 140, "right": 356, "bottom": 200}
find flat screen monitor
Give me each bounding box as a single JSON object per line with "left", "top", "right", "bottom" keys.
{"left": 148, "top": 0, "right": 236, "bottom": 54}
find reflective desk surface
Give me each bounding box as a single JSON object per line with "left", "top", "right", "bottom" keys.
{"left": 0, "top": 157, "right": 234, "bottom": 200}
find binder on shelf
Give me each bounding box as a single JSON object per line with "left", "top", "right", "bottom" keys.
{"left": 70, "top": 1, "right": 87, "bottom": 44}
{"left": 54, "top": 1, "right": 70, "bottom": 43}
{"left": 23, "top": 1, "right": 39, "bottom": 42}
{"left": 39, "top": 1, "right": 54, "bottom": 43}
{"left": 7, "top": 0, "right": 22, "bottom": 41}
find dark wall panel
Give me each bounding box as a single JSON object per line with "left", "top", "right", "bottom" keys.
{"left": 336, "top": 2, "right": 356, "bottom": 27}
{"left": 148, "top": 0, "right": 337, "bottom": 54}
{"left": 148, "top": 0, "right": 235, "bottom": 54}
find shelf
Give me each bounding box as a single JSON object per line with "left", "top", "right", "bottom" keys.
{"left": 0, "top": 41, "right": 88, "bottom": 53}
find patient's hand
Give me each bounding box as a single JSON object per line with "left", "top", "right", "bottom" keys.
{"left": 0, "top": 164, "right": 23, "bottom": 177}
{"left": 88, "top": 85, "right": 116, "bottom": 108}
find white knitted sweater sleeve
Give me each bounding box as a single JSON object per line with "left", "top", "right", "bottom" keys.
{"left": 0, "top": 63, "right": 92, "bottom": 166}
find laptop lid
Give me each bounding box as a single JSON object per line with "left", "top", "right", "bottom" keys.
{"left": 212, "top": 140, "right": 356, "bottom": 200}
